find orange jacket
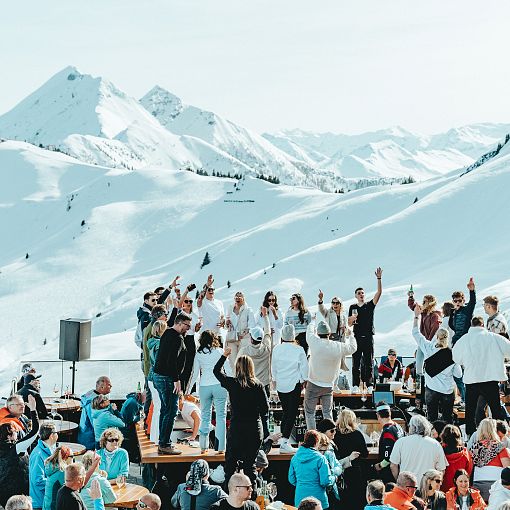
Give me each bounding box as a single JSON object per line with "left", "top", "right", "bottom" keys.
{"left": 384, "top": 487, "right": 416, "bottom": 510}
{"left": 0, "top": 407, "right": 25, "bottom": 432}
{"left": 445, "top": 487, "right": 486, "bottom": 510}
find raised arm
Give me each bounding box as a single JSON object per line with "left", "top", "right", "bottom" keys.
{"left": 15, "top": 396, "right": 39, "bottom": 454}
{"left": 213, "top": 349, "right": 233, "bottom": 389}
{"left": 466, "top": 278, "right": 476, "bottom": 315}
{"left": 373, "top": 267, "right": 383, "bottom": 305}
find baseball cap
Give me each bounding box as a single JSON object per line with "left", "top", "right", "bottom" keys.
{"left": 249, "top": 327, "right": 264, "bottom": 343}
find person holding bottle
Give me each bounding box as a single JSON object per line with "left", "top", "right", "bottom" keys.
{"left": 348, "top": 267, "right": 383, "bottom": 393}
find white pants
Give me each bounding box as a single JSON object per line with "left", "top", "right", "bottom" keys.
{"left": 148, "top": 380, "right": 160, "bottom": 444}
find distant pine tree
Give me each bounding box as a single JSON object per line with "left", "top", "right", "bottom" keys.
{"left": 227, "top": 280, "right": 231, "bottom": 288}
{"left": 25, "top": 253, "right": 29, "bottom": 259}
{"left": 201, "top": 251, "right": 211, "bottom": 269}
{"left": 413, "top": 197, "right": 419, "bottom": 204}
{"left": 81, "top": 220, "right": 86, "bottom": 226}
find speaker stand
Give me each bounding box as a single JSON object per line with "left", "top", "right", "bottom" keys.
{"left": 70, "top": 361, "right": 77, "bottom": 395}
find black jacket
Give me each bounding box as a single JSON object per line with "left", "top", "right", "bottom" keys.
{"left": 17, "top": 385, "right": 49, "bottom": 419}
{"left": 154, "top": 327, "right": 186, "bottom": 380}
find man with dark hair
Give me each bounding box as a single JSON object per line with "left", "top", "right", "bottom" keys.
{"left": 298, "top": 497, "right": 323, "bottom": 510}
{"left": 484, "top": 295, "right": 508, "bottom": 338}
{"left": 348, "top": 267, "right": 383, "bottom": 393}
{"left": 453, "top": 315, "right": 510, "bottom": 435}
{"left": 449, "top": 277, "right": 476, "bottom": 346}
{"left": 17, "top": 374, "right": 49, "bottom": 419}
{"left": 153, "top": 312, "right": 192, "bottom": 455}
{"left": 374, "top": 401, "right": 405, "bottom": 482}
{"left": 29, "top": 422, "right": 58, "bottom": 509}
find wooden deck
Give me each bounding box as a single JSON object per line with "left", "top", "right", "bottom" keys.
{"left": 137, "top": 425, "right": 378, "bottom": 464}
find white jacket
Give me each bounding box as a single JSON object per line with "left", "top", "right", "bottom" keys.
{"left": 255, "top": 309, "right": 284, "bottom": 346}
{"left": 412, "top": 327, "right": 462, "bottom": 394}
{"left": 452, "top": 326, "right": 510, "bottom": 384}
{"left": 272, "top": 342, "right": 309, "bottom": 393}
{"left": 227, "top": 304, "right": 255, "bottom": 340}
{"left": 306, "top": 324, "right": 356, "bottom": 387}
{"left": 318, "top": 303, "right": 349, "bottom": 370}
{"left": 488, "top": 480, "right": 510, "bottom": 510}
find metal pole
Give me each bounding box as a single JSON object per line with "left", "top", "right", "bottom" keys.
{"left": 71, "top": 361, "right": 76, "bottom": 395}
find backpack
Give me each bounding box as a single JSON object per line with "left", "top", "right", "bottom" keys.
{"left": 134, "top": 320, "right": 143, "bottom": 348}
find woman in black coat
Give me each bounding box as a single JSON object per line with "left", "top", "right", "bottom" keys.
{"left": 0, "top": 395, "right": 40, "bottom": 507}
{"left": 213, "top": 346, "right": 268, "bottom": 489}
{"left": 333, "top": 409, "right": 368, "bottom": 510}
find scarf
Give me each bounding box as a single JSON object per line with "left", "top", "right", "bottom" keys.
{"left": 185, "top": 459, "right": 209, "bottom": 496}
{"left": 103, "top": 448, "right": 117, "bottom": 471}
{"left": 469, "top": 439, "right": 504, "bottom": 467}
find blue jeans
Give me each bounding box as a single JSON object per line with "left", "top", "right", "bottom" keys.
{"left": 199, "top": 383, "right": 228, "bottom": 451}
{"left": 153, "top": 373, "right": 178, "bottom": 447}
{"left": 454, "top": 373, "right": 466, "bottom": 402}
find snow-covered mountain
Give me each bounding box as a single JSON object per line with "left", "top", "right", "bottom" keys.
{"left": 265, "top": 124, "right": 510, "bottom": 180}
{"left": 1, "top": 136, "right": 510, "bottom": 394}
{"left": 3, "top": 66, "right": 509, "bottom": 191}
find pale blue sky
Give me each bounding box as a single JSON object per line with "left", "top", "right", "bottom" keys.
{"left": 2, "top": 0, "right": 510, "bottom": 134}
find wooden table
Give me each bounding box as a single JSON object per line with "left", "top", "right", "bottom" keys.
{"left": 59, "top": 441, "right": 87, "bottom": 456}
{"left": 43, "top": 398, "right": 81, "bottom": 411}
{"left": 45, "top": 419, "right": 79, "bottom": 434}
{"left": 106, "top": 483, "right": 149, "bottom": 508}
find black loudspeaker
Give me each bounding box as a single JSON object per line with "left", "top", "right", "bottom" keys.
{"left": 59, "top": 318, "right": 91, "bottom": 361}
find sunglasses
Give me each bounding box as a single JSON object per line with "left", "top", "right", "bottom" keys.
{"left": 329, "top": 428, "right": 336, "bottom": 433}
{"left": 267, "top": 298, "right": 276, "bottom": 302}
{"left": 332, "top": 301, "right": 341, "bottom": 305}
{"left": 184, "top": 299, "right": 193, "bottom": 304}
{"left": 107, "top": 438, "right": 120, "bottom": 443}
{"left": 453, "top": 299, "right": 463, "bottom": 303}
{"left": 406, "top": 486, "right": 418, "bottom": 491}
{"left": 138, "top": 500, "right": 148, "bottom": 509}
{"left": 149, "top": 299, "right": 157, "bottom": 303}
{"left": 432, "top": 479, "right": 442, "bottom": 483}
{"left": 207, "top": 289, "right": 215, "bottom": 293}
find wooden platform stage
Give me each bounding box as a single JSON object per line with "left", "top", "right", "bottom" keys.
{"left": 137, "top": 425, "right": 379, "bottom": 464}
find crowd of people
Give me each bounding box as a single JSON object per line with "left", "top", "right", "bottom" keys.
{"left": 1, "top": 269, "right": 510, "bottom": 510}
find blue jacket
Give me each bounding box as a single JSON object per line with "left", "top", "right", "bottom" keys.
{"left": 450, "top": 289, "right": 476, "bottom": 345}
{"left": 120, "top": 393, "right": 142, "bottom": 427}
{"left": 98, "top": 447, "right": 129, "bottom": 479}
{"left": 289, "top": 446, "right": 334, "bottom": 509}
{"left": 365, "top": 503, "right": 396, "bottom": 510}
{"left": 29, "top": 439, "right": 53, "bottom": 508}
{"left": 91, "top": 407, "right": 125, "bottom": 443}
{"left": 78, "top": 389, "right": 98, "bottom": 450}
{"left": 43, "top": 464, "right": 64, "bottom": 510}
{"left": 81, "top": 473, "right": 117, "bottom": 510}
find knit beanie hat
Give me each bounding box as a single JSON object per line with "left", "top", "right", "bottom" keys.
{"left": 281, "top": 324, "right": 295, "bottom": 342}
{"left": 316, "top": 321, "right": 331, "bottom": 336}
{"left": 256, "top": 450, "right": 269, "bottom": 468}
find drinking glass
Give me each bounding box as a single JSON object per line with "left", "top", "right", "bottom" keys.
{"left": 116, "top": 475, "right": 126, "bottom": 489}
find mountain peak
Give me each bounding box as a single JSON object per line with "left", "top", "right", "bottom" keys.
{"left": 140, "top": 86, "right": 183, "bottom": 125}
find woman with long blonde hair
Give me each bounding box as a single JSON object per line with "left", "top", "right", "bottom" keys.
{"left": 469, "top": 418, "right": 510, "bottom": 501}
{"left": 213, "top": 348, "right": 268, "bottom": 489}
{"left": 333, "top": 409, "right": 368, "bottom": 510}
{"left": 43, "top": 445, "right": 72, "bottom": 510}
{"left": 417, "top": 470, "right": 446, "bottom": 510}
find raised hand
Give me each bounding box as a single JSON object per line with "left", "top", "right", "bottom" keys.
{"left": 261, "top": 306, "right": 268, "bottom": 317}
{"left": 318, "top": 289, "right": 324, "bottom": 301}
{"left": 467, "top": 277, "right": 475, "bottom": 291}
{"left": 224, "top": 346, "right": 232, "bottom": 358}
{"left": 90, "top": 479, "right": 102, "bottom": 501}
{"left": 27, "top": 394, "right": 37, "bottom": 411}
{"left": 207, "top": 274, "right": 214, "bottom": 287}
{"left": 375, "top": 267, "right": 383, "bottom": 279}
{"left": 171, "top": 275, "right": 181, "bottom": 288}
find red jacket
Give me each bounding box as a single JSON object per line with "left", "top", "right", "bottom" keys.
{"left": 0, "top": 407, "right": 25, "bottom": 432}
{"left": 441, "top": 447, "right": 473, "bottom": 492}
{"left": 408, "top": 297, "right": 441, "bottom": 340}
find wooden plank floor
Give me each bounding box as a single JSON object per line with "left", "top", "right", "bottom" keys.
{"left": 137, "top": 425, "right": 378, "bottom": 464}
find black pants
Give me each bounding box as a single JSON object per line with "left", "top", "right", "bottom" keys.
{"left": 475, "top": 394, "right": 510, "bottom": 424}
{"left": 352, "top": 334, "right": 374, "bottom": 387}
{"left": 225, "top": 420, "right": 263, "bottom": 489}
{"left": 296, "top": 332, "right": 309, "bottom": 355}
{"left": 425, "top": 386, "right": 455, "bottom": 423}
{"left": 465, "top": 381, "right": 506, "bottom": 435}
{"left": 180, "top": 334, "right": 196, "bottom": 393}
{"left": 278, "top": 383, "right": 301, "bottom": 439}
